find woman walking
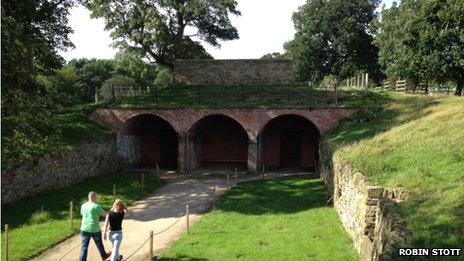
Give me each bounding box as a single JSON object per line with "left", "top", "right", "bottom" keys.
{"left": 104, "top": 199, "right": 127, "bottom": 261}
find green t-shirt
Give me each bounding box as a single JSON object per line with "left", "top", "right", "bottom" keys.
{"left": 80, "top": 202, "right": 104, "bottom": 232}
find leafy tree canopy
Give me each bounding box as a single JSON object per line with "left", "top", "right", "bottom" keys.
{"left": 85, "top": 0, "right": 239, "bottom": 69}
{"left": 286, "top": 0, "right": 381, "bottom": 83}
{"left": 261, "top": 52, "right": 289, "bottom": 59}
{"left": 375, "top": 0, "right": 464, "bottom": 95}
{"left": 1, "top": 0, "right": 77, "bottom": 115}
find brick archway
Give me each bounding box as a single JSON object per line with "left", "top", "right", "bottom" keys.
{"left": 258, "top": 114, "right": 320, "bottom": 171}
{"left": 187, "top": 114, "right": 249, "bottom": 171}
{"left": 117, "top": 114, "right": 178, "bottom": 169}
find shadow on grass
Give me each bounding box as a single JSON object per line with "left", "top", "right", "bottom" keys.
{"left": 1, "top": 171, "right": 164, "bottom": 230}
{"left": 214, "top": 178, "right": 326, "bottom": 215}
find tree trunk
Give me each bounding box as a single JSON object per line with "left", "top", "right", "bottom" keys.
{"left": 455, "top": 77, "right": 463, "bottom": 96}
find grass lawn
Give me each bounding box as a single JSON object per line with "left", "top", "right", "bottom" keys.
{"left": 1, "top": 171, "right": 165, "bottom": 261}
{"left": 325, "top": 92, "right": 464, "bottom": 248}
{"left": 159, "top": 178, "right": 359, "bottom": 261}
{"left": 116, "top": 85, "right": 387, "bottom": 109}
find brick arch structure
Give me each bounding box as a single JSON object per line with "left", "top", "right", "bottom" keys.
{"left": 90, "top": 107, "right": 357, "bottom": 172}
{"left": 258, "top": 114, "right": 320, "bottom": 171}
{"left": 117, "top": 114, "right": 178, "bottom": 168}
{"left": 186, "top": 114, "right": 249, "bottom": 170}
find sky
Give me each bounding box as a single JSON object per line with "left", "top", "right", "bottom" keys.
{"left": 60, "top": 0, "right": 396, "bottom": 61}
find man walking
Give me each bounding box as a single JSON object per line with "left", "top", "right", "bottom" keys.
{"left": 80, "top": 191, "right": 111, "bottom": 261}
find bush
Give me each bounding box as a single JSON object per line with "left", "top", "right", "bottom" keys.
{"left": 154, "top": 67, "right": 172, "bottom": 88}
{"left": 99, "top": 75, "right": 136, "bottom": 101}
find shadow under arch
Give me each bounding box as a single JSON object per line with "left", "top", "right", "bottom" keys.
{"left": 258, "top": 114, "right": 321, "bottom": 171}
{"left": 187, "top": 114, "right": 249, "bottom": 172}
{"left": 117, "top": 114, "right": 178, "bottom": 169}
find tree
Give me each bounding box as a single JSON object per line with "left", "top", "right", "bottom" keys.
{"left": 420, "top": 0, "right": 464, "bottom": 96}
{"left": 114, "top": 50, "right": 158, "bottom": 86}
{"left": 261, "top": 52, "right": 289, "bottom": 59}
{"left": 99, "top": 75, "right": 137, "bottom": 101}
{"left": 374, "top": 1, "right": 426, "bottom": 91}
{"left": 85, "top": 0, "right": 239, "bottom": 69}
{"left": 68, "top": 58, "right": 116, "bottom": 101}
{"left": 37, "top": 67, "right": 82, "bottom": 107}
{"left": 286, "top": 0, "right": 381, "bottom": 83}
{"left": 1, "top": 0, "right": 76, "bottom": 115}
{"left": 375, "top": 0, "right": 464, "bottom": 95}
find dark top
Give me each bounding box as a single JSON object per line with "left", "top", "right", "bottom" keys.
{"left": 108, "top": 211, "right": 124, "bottom": 231}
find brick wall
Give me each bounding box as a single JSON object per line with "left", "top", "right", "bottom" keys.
{"left": 172, "top": 59, "right": 294, "bottom": 85}
{"left": 1, "top": 138, "right": 120, "bottom": 204}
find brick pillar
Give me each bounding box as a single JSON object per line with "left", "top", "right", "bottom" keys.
{"left": 247, "top": 138, "right": 258, "bottom": 173}
{"left": 177, "top": 133, "right": 188, "bottom": 173}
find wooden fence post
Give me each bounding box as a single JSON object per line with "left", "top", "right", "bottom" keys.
{"left": 156, "top": 163, "right": 160, "bottom": 179}
{"left": 4, "top": 224, "right": 9, "bottom": 261}
{"left": 141, "top": 173, "right": 145, "bottom": 194}
{"left": 186, "top": 204, "right": 190, "bottom": 235}
{"left": 212, "top": 187, "right": 216, "bottom": 209}
{"left": 70, "top": 201, "right": 74, "bottom": 229}
{"left": 149, "top": 230, "right": 154, "bottom": 261}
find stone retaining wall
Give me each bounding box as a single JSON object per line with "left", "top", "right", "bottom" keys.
{"left": 1, "top": 138, "right": 120, "bottom": 204}
{"left": 319, "top": 142, "right": 411, "bottom": 261}
{"left": 172, "top": 59, "right": 294, "bottom": 85}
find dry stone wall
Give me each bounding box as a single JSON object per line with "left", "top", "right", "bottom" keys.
{"left": 172, "top": 59, "right": 294, "bottom": 85}
{"left": 1, "top": 138, "right": 120, "bottom": 204}
{"left": 319, "top": 142, "right": 411, "bottom": 261}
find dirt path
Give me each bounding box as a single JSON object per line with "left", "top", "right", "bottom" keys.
{"left": 33, "top": 175, "right": 229, "bottom": 261}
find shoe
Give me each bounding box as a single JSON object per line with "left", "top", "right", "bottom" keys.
{"left": 102, "top": 251, "right": 111, "bottom": 260}
{"left": 119, "top": 255, "right": 123, "bottom": 261}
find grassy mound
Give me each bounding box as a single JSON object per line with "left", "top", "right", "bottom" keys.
{"left": 1, "top": 171, "right": 165, "bottom": 261}
{"left": 160, "top": 178, "right": 359, "bottom": 260}
{"left": 1, "top": 103, "right": 113, "bottom": 170}
{"left": 116, "top": 85, "right": 387, "bottom": 109}
{"left": 326, "top": 92, "right": 464, "bottom": 248}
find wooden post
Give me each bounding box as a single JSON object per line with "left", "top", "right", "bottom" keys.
{"left": 141, "top": 173, "right": 145, "bottom": 194}
{"left": 156, "top": 163, "right": 160, "bottom": 179}
{"left": 95, "top": 87, "right": 99, "bottom": 103}
{"left": 361, "top": 74, "right": 365, "bottom": 88}
{"left": 334, "top": 84, "right": 339, "bottom": 107}
{"left": 113, "top": 184, "right": 116, "bottom": 198}
{"left": 365, "top": 73, "right": 369, "bottom": 90}
{"left": 346, "top": 79, "right": 349, "bottom": 88}
{"left": 149, "top": 230, "right": 154, "bottom": 261}
{"left": 70, "top": 201, "right": 74, "bottom": 229}
{"left": 186, "top": 204, "right": 190, "bottom": 235}
{"left": 4, "top": 224, "right": 9, "bottom": 261}
{"left": 212, "top": 187, "right": 216, "bottom": 209}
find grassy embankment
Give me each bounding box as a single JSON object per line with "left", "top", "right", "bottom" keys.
{"left": 159, "top": 178, "right": 359, "bottom": 261}
{"left": 1, "top": 171, "right": 165, "bottom": 261}
{"left": 325, "top": 92, "right": 463, "bottom": 249}
{"left": 1, "top": 103, "right": 114, "bottom": 170}
{"left": 116, "top": 84, "right": 385, "bottom": 109}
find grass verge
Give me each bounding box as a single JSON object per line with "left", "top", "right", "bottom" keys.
{"left": 325, "top": 92, "right": 464, "bottom": 248}
{"left": 1, "top": 171, "right": 165, "bottom": 261}
{"left": 159, "top": 178, "right": 359, "bottom": 261}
